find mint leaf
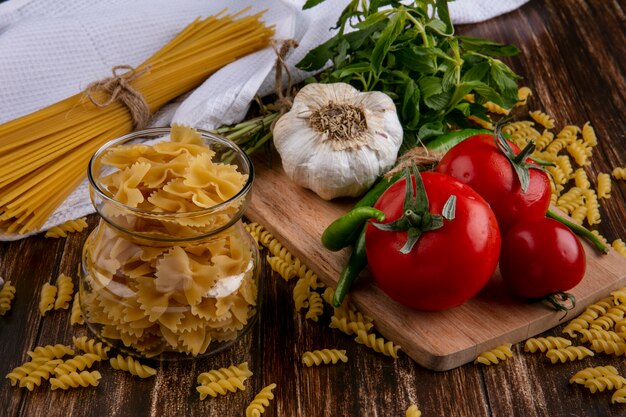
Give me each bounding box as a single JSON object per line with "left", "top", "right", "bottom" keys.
{"left": 418, "top": 76, "right": 443, "bottom": 99}
{"left": 371, "top": 8, "right": 406, "bottom": 73}
{"left": 302, "top": 0, "right": 326, "bottom": 9}
{"left": 459, "top": 36, "right": 520, "bottom": 56}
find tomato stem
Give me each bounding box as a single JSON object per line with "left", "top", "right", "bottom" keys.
{"left": 372, "top": 163, "right": 455, "bottom": 254}
{"left": 512, "top": 140, "right": 536, "bottom": 165}
{"left": 546, "top": 208, "right": 610, "bottom": 254}
{"left": 543, "top": 292, "right": 576, "bottom": 316}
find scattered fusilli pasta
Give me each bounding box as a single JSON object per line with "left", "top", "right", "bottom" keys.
{"left": 545, "top": 346, "right": 594, "bottom": 363}
{"left": 302, "top": 349, "right": 348, "bottom": 367}
{"left": 474, "top": 343, "right": 513, "bottom": 365}
{"left": 524, "top": 336, "right": 572, "bottom": 353}
{"left": 70, "top": 292, "right": 84, "bottom": 325}
{"left": 0, "top": 280, "right": 16, "bottom": 316}
{"left": 246, "top": 383, "right": 276, "bottom": 417}
{"left": 54, "top": 273, "right": 73, "bottom": 310}
{"left": 355, "top": 330, "right": 400, "bottom": 359}
{"left": 72, "top": 336, "right": 110, "bottom": 360}
{"left": 109, "top": 354, "right": 156, "bottom": 378}
{"left": 529, "top": 110, "right": 555, "bottom": 129}
{"left": 38, "top": 282, "right": 57, "bottom": 316}
{"left": 49, "top": 370, "right": 102, "bottom": 390}
{"left": 405, "top": 404, "right": 422, "bottom": 417}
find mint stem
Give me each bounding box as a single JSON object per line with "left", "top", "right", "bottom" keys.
{"left": 547, "top": 208, "right": 610, "bottom": 254}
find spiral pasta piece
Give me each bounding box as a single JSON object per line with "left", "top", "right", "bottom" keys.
{"left": 246, "top": 383, "right": 276, "bottom": 417}
{"left": 355, "top": 330, "right": 400, "bottom": 359}
{"left": 534, "top": 130, "right": 554, "bottom": 151}
{"left": 563, "top": 308, "right": 599, "bottom": 337}
{"left": 267, "top": 255, "right": 296, "bottom": 281}
{"left": 45, "top": 217, "right": 88, "bottom": 238}
{"left": 613, "top": 239, "right": 626, "bottom": 258}
{"left": 583, "top": 189, "right": 601, "bottom": 225}
{"left": 197, "top": 362, "right": 252, "bottom": 385}
{"left": 567, "top": 140, "right": 590, "bottom": 166}
{"left": 612, "top": 388, "right": 626, "bottom": 404}
{"left": 0, "top": 280, "right": 16, "bottom": 316}
{"left": 302, "top": 349, "right": 348, "bottom": 367}
{"left": 474, "top": 344, "right": 513, "bottom": 365}
{"left": 612, "top": 167, "right": 626, "bottom": 180}
{"left": 72, "top": 336, "right": 110, "bottom": 359}
{"left": 49, "top": 370, "right": 101, "bottom": 390}
{"left": 556, "top": 187, "right": 583, "bottom": 214}
{"left": 596, "top": 172, "right": 611, "bottom": 199}
{"left": 573, "top": 168, "right": 591, "bottom": 190}
{"left": 529, "top": 110, "right": 555, "bottom": 129}
{"left": 570, "top": 206, "right": 587, "bottom": 225}
{"left": 70, "top": 292, "right": 84, "bottom": 325}
{"left": 612, "top": 287, "right": 626, "bottom": 305}
{"left": 54, "top": 273, "right": 74, "bottom": 310}
{"left": 545, "top": 346, "right": 594, "bottom": 363}
{"left": 5, "top": 357, "right": 50, "bottom": 386}
{"left": 584, "top": 374, "right": 626, "bottom": 393}
{"left": 293, "top": 276, "right": 310, "bottom": 311}
{"left": 524, "top": 336, "right": 572, "bottom": 353}
{"left": 589, "top": 339, "right": 626, "bottom": 356}
{"left": 516, "top": 86, "right": 532, "bottom": 107}
{"left": 557, "top": 125, "right": 581, "bottom": 139}
{"left": 39, "top": 282, "right": 57, "bottom": 316}
{"left": 27, "top": 344, "right": 74, "bottom": 360}
{"left": 406, "top": 404, "right": 422, "bottom": 417}
{"left": 18, "top": 359, "right": 63, "bottom": 391}
{"left": 329, "top": 316, "right": 373, "bottom": 336}
{"left": 545, "top": 137, "right": 570, "bottom": 155}
{"left": 569, "top": 365, "right": 619, "bottom": 384}
{"left": 109, "top": 354, "right": 156, "bottom": 378}
{"left": 587, "top": 297, "right": 614, "bottom": 315}
{"left": 484, "top": 101, "right": 510, "bottom": 115}
{"left": 196, "top": 376, "right": 247, "bottom": 399}
{"left": 503, "top": 121, "right": 534, "bottom": 135}
{"left": 581, "top": 122, "right": 597, "bottom": 147}
{"left": 578, "top": 328, "right": 624, "bottom": 343}
{"left": 53, "top": 353, "right": 102, "bottom": 376}
{"left": 467, "top": 115, "right": 493, "bottom": 130}
{"left": 305, "top": 291, "right": 324, "bottom": 322}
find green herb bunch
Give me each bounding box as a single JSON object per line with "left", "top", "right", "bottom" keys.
{"left": 298, "top": 0, "right": 522, "bottom": 152}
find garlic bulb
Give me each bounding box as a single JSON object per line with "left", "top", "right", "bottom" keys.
{"left": 273, "top": 83, "right": 403, "bottom": 200}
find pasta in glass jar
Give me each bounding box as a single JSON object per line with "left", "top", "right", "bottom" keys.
{"left": 81, "top": 126, "right": 260, "bottom": 358}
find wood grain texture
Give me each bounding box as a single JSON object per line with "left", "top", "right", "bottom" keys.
{"left": 1, "top": 0, "right": 626, "bottom": 416}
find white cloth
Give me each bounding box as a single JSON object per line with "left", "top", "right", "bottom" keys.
{"left": 0, "top": 0, "right": 529, "bottom": 240}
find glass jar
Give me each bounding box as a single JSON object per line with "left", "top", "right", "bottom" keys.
{"left": 80, "top": 128, "right": 260, "bottom": 359}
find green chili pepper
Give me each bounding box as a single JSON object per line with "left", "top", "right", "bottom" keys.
{"left": 547, "top": 208, "right": 610, "bottom": 254}
{"left": 354, "top": 173, "right": 402, "bottom": 209}
{"left": 425, "top": 128, "right": 492, "bottom": 155}
{"left": 321, "top": 206, "right": 385, "bottom": 251}
{"left": 332, "top": 225, "right": 368, "bottom": 308}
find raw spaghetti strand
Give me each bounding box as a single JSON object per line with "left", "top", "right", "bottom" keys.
{"left": 0, "top": 10, "right": 273, "bottom": 234}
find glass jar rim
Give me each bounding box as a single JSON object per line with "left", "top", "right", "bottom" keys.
{"left": 87, "top": 127, "right": 255, "bottom": 220}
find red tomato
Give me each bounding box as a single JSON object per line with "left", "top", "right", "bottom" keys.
{"left": 434, "top": 134, "right": 551, "bottom": 233}
{"left": 365, "top": 172, "right": 501, "bottom": 311}
{"left": 499, "top": 217, "right": 586, "bottom": 299}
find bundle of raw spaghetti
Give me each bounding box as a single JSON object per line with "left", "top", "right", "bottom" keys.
{"left": 0, "top": 8, "right": 273, "bottom": 235}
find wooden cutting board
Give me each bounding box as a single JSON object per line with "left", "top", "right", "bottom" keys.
{"left": 246, "top": 158, "right": 626, "bottom": 371}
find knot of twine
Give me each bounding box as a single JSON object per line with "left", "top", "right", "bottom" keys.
{"left": 84, "top": 65, "right": 151, "bottom": 130}
{"left": 271, "top": 39, "right": 299, "bottom": 129}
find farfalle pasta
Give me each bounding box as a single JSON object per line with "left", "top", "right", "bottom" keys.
{"left": 81, "top": 126, "right": 258, "bottom": 358}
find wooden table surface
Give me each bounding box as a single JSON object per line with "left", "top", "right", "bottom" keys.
{"left": 1, "top": 0, "right": 625, "bottom": 416}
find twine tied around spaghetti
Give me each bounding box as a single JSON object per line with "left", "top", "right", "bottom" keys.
{"left": 84, "top": 65, "right": 151, "bottom": 130}
{"left": 270, "top": 39, "right": 299, "bottom": 130}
